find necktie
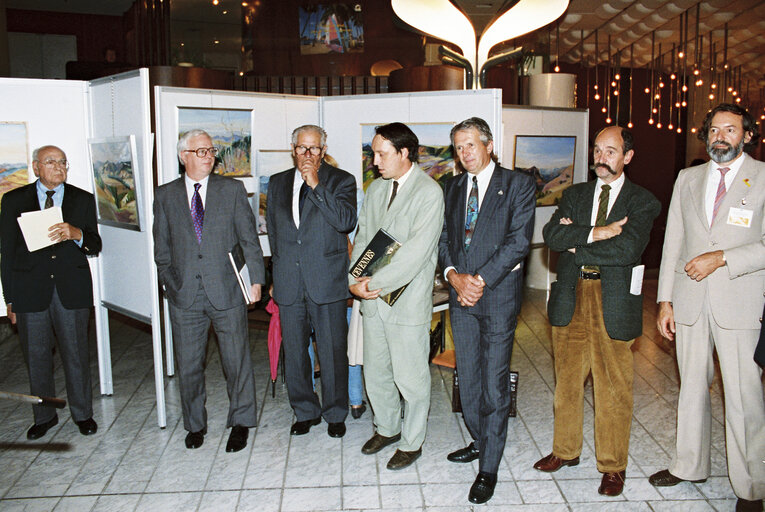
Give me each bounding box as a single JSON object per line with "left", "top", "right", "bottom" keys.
{"left": 712, "top": 167, "right": 730, "bottom": 222}
{"left": 191, "top": 183, "right": 204, "bottom": 244}
{"left": 44, "top": 190, "right": 55, "bottom": 209}
{"left": 298, "top": 181, "right": 310, "bottom": 217}
{"left": 595, "top": 184, "right": 611, "bottom": 226}
{"left": 387, "top": 180, "right": 398, "bottom": 210}
{"left": 464, "top": 176, "right": 479, "bottom": 248}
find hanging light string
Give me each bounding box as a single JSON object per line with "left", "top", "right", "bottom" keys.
{"left": 628, "top": 42, "right": 633, "bottom": 128}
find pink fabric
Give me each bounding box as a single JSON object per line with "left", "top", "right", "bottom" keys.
{"left": 266, "top": 298, "right": 282, "bottom": 381}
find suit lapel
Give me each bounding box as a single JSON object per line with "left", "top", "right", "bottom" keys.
{"left": 62, "top": 183, "right": 76, "bottom": 219}
{"left": 26, "top": 182, "right": 42, "bottom": 212}
{"left": 299, "top": 164, "right": 324, "bottom": 229}
{"left": 452, "top": 173, "right": 468, "bottom": 248}
{"left": 688, "top": 165, "right": 710, "bottom": 230}
{"left": 171, "top": 177, "right": 197, "bottom": 239}
{"left": 576, "top": 180, "right": 597, "bottom": 223}
{"left": 382, "top": 164, "right": 420, "bottom": 222}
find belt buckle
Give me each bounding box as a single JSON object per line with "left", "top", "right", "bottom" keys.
{"left": 579, "top": 268, "right": 601, "bottom": 280}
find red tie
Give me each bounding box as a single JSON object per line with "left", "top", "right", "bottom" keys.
{"left": 712, "top": 167, "right": 730, "bottom": 222}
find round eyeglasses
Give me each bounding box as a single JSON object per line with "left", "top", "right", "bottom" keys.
{"left": 184, "top": 147, "right": 219, "bottom": 158}
{"left": 40, "top": 159, "right": 70, "bottom": 169}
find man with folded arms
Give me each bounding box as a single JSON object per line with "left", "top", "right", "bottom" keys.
{"left": 1, "top": 145, "right": 102, "bottom": 439}
{"left": 535, "top": 126, "right": 660, "bottom": 497}
{"left": 153, "top": 129, "right": 264, "bottom": 452}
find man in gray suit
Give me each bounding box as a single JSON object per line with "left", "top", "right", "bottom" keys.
{"left": 350, "top": 122, "right": 444, "bottom": 471}
{"left": 438, "top": 117, "right": 536, "bottom": 504}
{"left": 535, "top": 126, "right": 661, "bottom": 497}
{"left": 153, "top": 129, "right": 264, "bottom": 453}
{"left": 267, "top": 125, "right": 356, "bottom": 438}
{"left": 652, "top": 103, "right": 765, "bottom": 512}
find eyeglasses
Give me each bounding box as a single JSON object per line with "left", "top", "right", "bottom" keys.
{"left": 294, "top": 145, "right": 323, "bottom": 156}
{"left": 184, "top": 147, "right": 219, "bottom": 158}
{"left": 40, "top": 159, "right": 69, "bottom": 169}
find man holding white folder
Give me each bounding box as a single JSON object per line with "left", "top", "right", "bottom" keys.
{"left": 0, "top": 145, "right": 102, "bottom": 440}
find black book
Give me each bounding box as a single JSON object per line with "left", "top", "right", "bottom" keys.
{"left": 349, "top": 228, "right": 407, "bottom": 306}
{"left": 228, "top": 242, "right": 254, "bottom": 304}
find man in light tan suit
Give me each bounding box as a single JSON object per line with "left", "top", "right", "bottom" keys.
{"left": 652, "top": 103, "right": 765, "bottom": 512}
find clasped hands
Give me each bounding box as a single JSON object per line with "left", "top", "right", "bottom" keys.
{"left": 446, "top": 270, "right": 484, "bottom": 307}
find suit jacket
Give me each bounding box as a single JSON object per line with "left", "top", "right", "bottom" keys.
{"left": 438, "top": 165, "right": 536, "bottom": 319}
{"left": 756, "top": 302, "right": 765, "bottom": 367}
{"left": 349, "top": 164, "right": 444, "bottom": 326}
{"left": 153, "top": 173, "right": 265, "bottom": 310}
{"left": 657, "top": 155, "right": 765, "bottom": 329}
{"left": 544, "top": 177, "right": 661, "bottom": 341}
{"left": 0, "top": 181, "right": 101, "bottom": 313}
{"left": 267, "top": 162, "right": 356, "bottom": 306}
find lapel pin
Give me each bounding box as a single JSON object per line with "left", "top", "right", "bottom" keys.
{"left": 744, "top": 178, "right": 751, "bottom": 187}
{"left": 498, "top": 190, "right": 504, "bottom": 195}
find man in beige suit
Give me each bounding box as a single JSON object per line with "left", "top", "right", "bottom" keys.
{"left": 653, "top": 103, "right": 765, "bottom": 512}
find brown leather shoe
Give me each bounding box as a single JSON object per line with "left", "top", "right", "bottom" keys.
{"left": 533, "top": 453, "right": 580, "bottom": 472}
{"left": 386, "top": 448, "right": 421, "bottom": 470}
{"left": 648, "top": 469, "right": 707, "bottom": 486}
{"left": 361, "top": 432, "right": 401, "bottom": 455}
{"left": 598, "top": 470, "right": 626, "bottom": 496}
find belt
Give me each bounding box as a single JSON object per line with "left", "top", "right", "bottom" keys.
{"left": 579, "top": 270, "right": 601, "bottom": 280}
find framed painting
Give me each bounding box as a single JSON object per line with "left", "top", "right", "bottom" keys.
{"left": 0, "top": 122, "right": 30, "bottom": 218}
{"left": 89, "top": 135, "right": 142, "bottom": 231}
{"left": 361, "top": 122, "right": 454, "bottom": 191}
{"left": 178, "top": 108, "right": 252, "bottom": 177}
{"left": 255, "top": 149, "right": 294, "bottom": 234}
{"left": 299, "top": 4, "right": 364, "bottom": 55}
{"left": 513, "top": 135, "right": 576, "bottom": 207}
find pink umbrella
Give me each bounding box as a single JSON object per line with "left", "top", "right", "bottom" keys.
{"left": 265, "top": 298, "right": 282, "bottom": 397}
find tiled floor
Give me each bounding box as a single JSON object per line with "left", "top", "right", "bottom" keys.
{"left": 0, "top": 280, "right": 756, "bottom": 511}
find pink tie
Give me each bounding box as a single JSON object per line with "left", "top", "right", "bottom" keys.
{"left": 712, "top": 167, "right": 730, "bottom": 222}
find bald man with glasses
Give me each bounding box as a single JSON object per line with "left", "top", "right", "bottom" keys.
{"left": 153, "top": 129, "right": 265, "bottom": 452}
{"left": 1, "top": 145, "right": 102, "bottom": 440}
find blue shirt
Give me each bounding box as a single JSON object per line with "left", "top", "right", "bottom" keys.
{"left": 36, "top": 180, "right": 83, "bottom": 248}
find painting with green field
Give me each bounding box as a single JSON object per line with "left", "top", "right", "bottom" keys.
{"left": 89, "top": 136, "right": 141, "bottom": 230}
{"left": 178, "top": 108, "right": 252, "bottom": 177}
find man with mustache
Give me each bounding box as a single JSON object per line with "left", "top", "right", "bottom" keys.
{"left": 534, "top": 126, "right": 660, "bottom": 497}
{"left": 652, "top": 103, "right": 765, "bottom": 512}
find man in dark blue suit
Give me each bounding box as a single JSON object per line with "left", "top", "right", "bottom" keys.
{"left": 267, "top": 125, "right": 356, "bottom": 438}
{"left": 438, "top": 117, "right": 536, "bottom": 504}
{"left": 1, "top": 145, "right": 102, "bottom": 440}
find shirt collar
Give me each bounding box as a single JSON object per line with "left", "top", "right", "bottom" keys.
{"left": 468, "top": 161, "right": 495, "bottom": 187}
{"left": 393, "top": 162, "right": 415, "bottom": 188}
{"left": 595, "top": 172, "right": 625, "bottom": 194}
{"left": 36, "top": 180, "right": 64, "bottom": 196}
{"left": 185, "top": 174, "right": 209, "bottom": 188}
{"left": 709, "top": 152, "right": 746, "bottom": 175}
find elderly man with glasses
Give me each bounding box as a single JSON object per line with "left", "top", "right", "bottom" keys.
{"left": 1, "top": 145, "right": 102, "bottom": 440}
{"left": 266, "top": 124, "right": 356, "bottom": 438}
{"left": 153, "top": 129, "right": 265, "bottom": 452}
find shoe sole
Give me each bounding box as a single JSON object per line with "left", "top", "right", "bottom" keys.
{"left": 650, "top": 477, "right": 707, "bottom": 487}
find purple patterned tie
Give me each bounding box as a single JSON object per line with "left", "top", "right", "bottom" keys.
{"left": 712, "top": 167, "right": 730, "bottom": 223}
{"left": 191, "top": 183, "right": 204, "bottom": 244}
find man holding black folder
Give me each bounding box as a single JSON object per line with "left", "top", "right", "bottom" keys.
{"left": 350, "top": 122, "right": 444, "bottom": 471}
{"left": 153, "top": 129, "right": 264, "bottom": 453}
{"left": 267, "top": 125, "right": 357, "bottom": 438}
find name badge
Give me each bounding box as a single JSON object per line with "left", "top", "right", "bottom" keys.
{"left": 727, "top": 207, "right": 753, "bottom": 227}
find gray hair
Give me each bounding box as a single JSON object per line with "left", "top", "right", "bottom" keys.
{"left": 177, "top": 129, "right": 212, "bottom": 162}
{"left": 291, "top": 125, "right": 327, "bottom": 147}
{"left": 32, "top": 145, "right": 64, "bottom": 162}
{"left": 450, "top": 117, "right": 493, "bottom": 148}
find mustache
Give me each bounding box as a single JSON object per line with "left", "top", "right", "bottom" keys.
{"left": 595, "top": 163, "right": 616, "bottom": 175}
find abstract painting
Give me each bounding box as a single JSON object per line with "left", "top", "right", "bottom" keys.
{"left": 89, "top": 136, "right": 141, "bottom": 230}
{"left": 0, "top": 122, "right": 29, "bottom": 212}
{"left": 299, "top": 4, "right": 364, "bottom": 55}
{"left": 513, "top": 135, "right": 576, "bottom": 207}
{"left": 256, "top": 149, "right": 294, "bottom": 234}
{"left": 361, "top": 122, "right": 454, "bottom": 191}
{"left": 178, "top": 108, "right": 252, "bottom": 177}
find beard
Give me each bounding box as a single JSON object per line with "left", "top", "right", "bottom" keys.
{"left": 595, "top": 163, "right": 616, "bottom": 175}
{"left": 707, "top": 138, "right": 744, "bottom": 163}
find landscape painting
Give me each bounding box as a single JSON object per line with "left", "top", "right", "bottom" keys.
{"left": 0, "top": 122, "right": 29, "bottom": 215}
{"left": 361, "top": 123, "right": 454, "bottom": 191}
{"left": 299, "top": 4, "right": 364, "bottom": 55}
{"left": 89, "top": 136, "right": 141, "bottom": 230}
{"left": 256, "top": 149, "right": 294, "bottom": 234}
{"left": 513, "top": 135, "right": 576, "bottom": 207}
{"left": 178, "top": 108, "right": 252, "bottom": 177}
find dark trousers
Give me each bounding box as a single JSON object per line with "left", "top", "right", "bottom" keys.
{"left": 16, "top": 288, "right": 92, "bottom": 424}
{"left": 168, "top": 285, "right": 257, "bottom": 433}
{"left": 450, "top": 306, "right": 517, "bottom": 475}
{"left": 280, "top": 295, "right": 348, "bottom": 423}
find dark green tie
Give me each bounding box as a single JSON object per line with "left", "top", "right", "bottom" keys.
{"left": 595, "top": 184, "right": 611, "bottom": 226}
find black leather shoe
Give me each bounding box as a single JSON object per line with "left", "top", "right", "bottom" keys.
{"left": 75, "top": 417, "right": 98, "bottom": 436}
{"left": 648, "top": 469, "right": 707, "bottom": 487}
{"left": 361, "top": 432, "right": 401, "bottom": 455}
{"left": 351, "top": 402, "right": 366, "bottom": 419}
{"left": 185, "top": 428, "right": 206, "bottom": 449}
{"left": 26, "top": 416, "right": 58, "bottom": 440}
{"left": 447, "top": 442, "right": 479, "bottom": 463}
{"left": 290, "top": 417, "right": 321, "bottom": 435}
{"left": 736, "top": 498, "right": 763, "bottom": 512}
{"left": 469, "top": 472, "right": 497, "bottom": 504}
{"left": 226, "top": 425, "right": 248, "bottom": 452}
{"left": 386, "top": 448, "right": 421, "bottom": 470}
{"left": 328, "top": 422, "right": 346, "bottom": 438}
